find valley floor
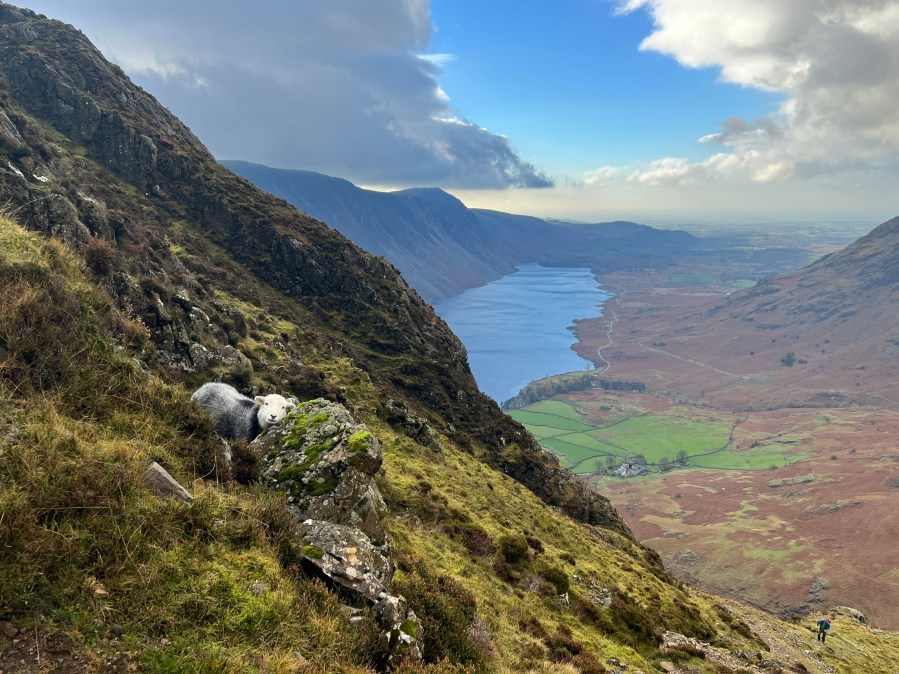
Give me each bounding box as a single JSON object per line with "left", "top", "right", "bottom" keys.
{"left": 510, "top": 260, "right": 899, "bottom": 631}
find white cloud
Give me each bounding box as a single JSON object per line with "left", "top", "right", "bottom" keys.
{"left": 618, "top": 0, "right": 899, "bottom": 183}
{"left": 417, "top": 53, "right": 457, "bottom": 67}
{"left": 628, "top": 157, "right": 707, "bottom": 186}
{"left": 25, "top": 0, "right": 550, "bottom": 189}
{"left": 583, "top": 166, "right": 619, "bottom": 186}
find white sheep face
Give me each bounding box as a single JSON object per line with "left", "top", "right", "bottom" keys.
{"left": 255, "top": 394, "right": 296, "bottom": 429}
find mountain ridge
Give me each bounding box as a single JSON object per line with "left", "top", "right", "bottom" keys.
{"left": 589, "top": 212, "right": 899, "bottom": 410}
{"left": 222, "top": 159, "right": 698, "bottom": 303}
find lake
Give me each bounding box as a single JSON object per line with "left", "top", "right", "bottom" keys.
{"left": 434, "top": 263, "right": 608, "bottom": 403}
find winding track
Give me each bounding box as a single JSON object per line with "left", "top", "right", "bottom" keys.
{"left": 594, "top": 306, "right": 618, "bottom": 374}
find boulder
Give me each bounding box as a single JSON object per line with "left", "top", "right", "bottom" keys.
{"left": 299, "top": 519, "right": 424, "bottom": 667}
{"left": 256, "top": 399, "right": 387, "bottom": 542}
{"left": 836, "top": 606, "right": 866, "bottom": 624}
{"left": 250, "top": 398, "right": 425, "bottom": 666}
{"left": 299, "top": 519, "right": 392, "bottom": 602}
{"left": 376, "top": 594, "right": 425, "bottom": 667}
{"left": 141, "top": 461, "right": 193, "bottom": 503}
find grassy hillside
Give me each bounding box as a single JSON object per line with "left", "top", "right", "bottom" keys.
{"left": 2, "top": 216, "right": 897, "bottom": 673}
{"left": 0, "top": 215, "right": 375, "bottom": 671}
{"left": 0, "top": 5, "right": 897, "bottom": 672}
{"left": 0, "top": 214, "right": 702, "bottom": 671}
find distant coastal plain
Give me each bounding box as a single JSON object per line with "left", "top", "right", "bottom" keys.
{"left": 434, "top": 264, "right": 608, "bottom": 402}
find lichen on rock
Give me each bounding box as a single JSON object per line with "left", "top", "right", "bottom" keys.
{"left": 255, "top": 398, "right": 387, "bottom": 541}
{"left": 252, "top": 399, "right": 424, "bottom": 666}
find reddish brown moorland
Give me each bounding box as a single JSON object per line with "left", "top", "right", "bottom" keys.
{"left": 568, "top": 228, "right": 899, "bottom": 628}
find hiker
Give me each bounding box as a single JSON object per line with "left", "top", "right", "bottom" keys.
{"left": 816, "top": 617, "right": 831, "bottom": 642}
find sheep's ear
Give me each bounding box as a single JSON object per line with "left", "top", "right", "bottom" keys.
{"left": 254, "top": 396, "right": 266, "bottom": 404}
{"left": 286, "top": 401, "right": 297, "bottom": 411}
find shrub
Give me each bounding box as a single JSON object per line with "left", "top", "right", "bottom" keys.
{"left": 493, "top": 556, "right": 523, "bottom": 585}
{"left": 496, "top": 532, "right": 529, "bottom": 565}
{"left": 545, "top": 624, "right": 581, "bottom": 660}
{"left": 568, "top": 652, "right": 607, "bottom": 674}
{"left": 607, "top": 595, "right": 663, "bottom": 652}
{"left": 393, "top": 557, "right": 485, "bottom": 667}
{"left": 544, "top": 625, "right": 606, "bottom": 672}
{"left": 536, "top": 561, "right": 570, "bottom": 595}
{"left": 393, "top": 661, "right": 479, "bottom": 674}
{"left": 229, "top": 439, "right": 260, "bottom": 484}
{"left": 518, "top": 615, "right": 547, "bottom": 639}
{"left": 560, "top": 552, "right": 576, "bottom": 566}
{"left": 524, "top": 534, "right": 544, "bottom": 554}
{"left": 445, "top": 521, "right": 494, "bottom": 556}
{"left": 83, "top": 235, "right": 116, "bottom": 276}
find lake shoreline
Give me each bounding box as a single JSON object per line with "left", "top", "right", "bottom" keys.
{"left": 434, "top": 263, "right": 609, "bottom": 402}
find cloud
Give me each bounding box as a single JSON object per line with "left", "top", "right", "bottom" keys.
{"left": 698, "top": 117, "right": 783, "bottom": 146}
{"left": 25, "top": 0, "right": 550, "bottom": 189}
{"left": 628, "top": 157, "right": 707, "bottom": 186}
{"left": 582, "top": 166, "right": 619, "bottom": 186}
{"left": 618, "top": 0, "right": 899, "bottom": 183}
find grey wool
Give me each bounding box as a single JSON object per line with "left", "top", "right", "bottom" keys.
{"left": 191, "top": 382, "right": 296, "bottom": 442}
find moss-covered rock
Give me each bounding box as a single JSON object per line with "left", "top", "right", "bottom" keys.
{"left": 256, "top": 398, "right": 387, "bottom": 542}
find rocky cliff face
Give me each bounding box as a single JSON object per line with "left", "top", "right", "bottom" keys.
{"left": 0, "top": 3, "right": 625, "bottom": 532}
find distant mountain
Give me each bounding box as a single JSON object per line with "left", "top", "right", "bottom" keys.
{"left": 223, "top": 160, "right": 697, "bottom": 302}
{"left": 601, "top": 215, "right": 899, "bottom": 409}
{"left": 222, "top": 160, "right": 548, "bottom": 301}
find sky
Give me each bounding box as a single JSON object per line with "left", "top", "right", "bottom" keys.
{"left": 19, "top": 0, "right": 899, "bottom": 224}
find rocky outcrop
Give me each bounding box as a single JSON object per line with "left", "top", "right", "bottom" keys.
{"left": 252, "top": 399, "right": 423, "bottom": 667}
{"left": 836, "top": 606, "right": 867, "bottom": 624}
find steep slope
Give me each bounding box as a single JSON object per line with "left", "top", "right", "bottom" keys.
{"left": 222, "top": 160, "right": 542, "bottom": 302}
{"left": 586, "top": 215, "right": 899, "bottom": 410}
{"left": 0, "top": 2, "right": 619, "bottom": 529}
{"left": 3, "top": 213, "right": 896, "bottom": 673}
{"left": 222, "top": 160, "right": 698, "bottom": 302}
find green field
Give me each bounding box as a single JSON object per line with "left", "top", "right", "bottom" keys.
{"left": 524, "top": 400, "right": 589, "bottom": 420}
{"left": 511, "top": 410, "right": 595, "bottom": 432}
{"left": 509, "top": 400, "right": 804, "bottom": 476}
{"left": 729, "top": 279, "right": 757, "bottom": 288}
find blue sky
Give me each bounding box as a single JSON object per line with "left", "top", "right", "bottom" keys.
{"left": 429, "top": 1, "right": 780, "bottom": 171}
{"left": 18, "top": 0, "right": 899, "bottom": 224}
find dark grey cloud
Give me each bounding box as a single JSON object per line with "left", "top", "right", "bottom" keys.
{"left": 21, "top": 0, "right": 551, "bottom": 188}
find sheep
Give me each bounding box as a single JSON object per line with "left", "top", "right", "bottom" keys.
{"left": 191, "top": 382, "right": 296, "bottom": 442}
